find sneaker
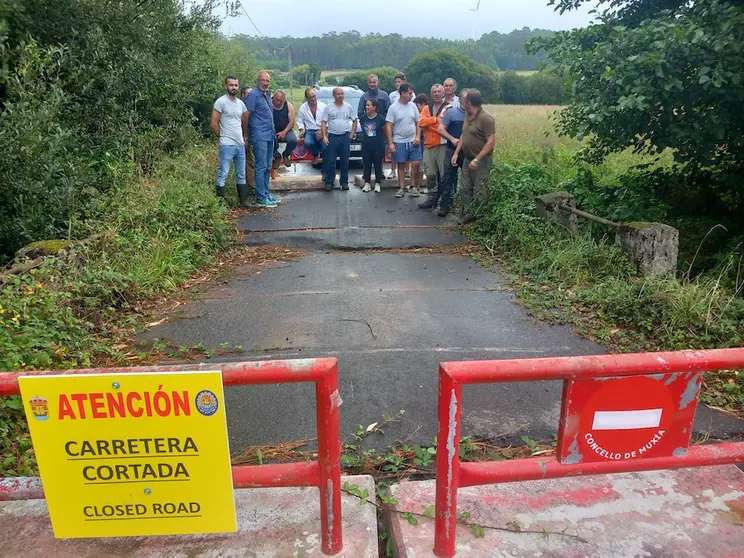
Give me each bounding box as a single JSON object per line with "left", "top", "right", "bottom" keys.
{"left": 374, "top": 183, "right": 381, "bottom": 193}
{"left": 341, "top": 183, "right": 349, "bottom": 191}
{"left": 362, "top": 183, "right": 371, "bottom": 192}
{"left": 256, "top": 198, "right": 278, "bottom": 208}
{"left": 324, "top": 183, "right": 333, "bottom": 191}
{"left": 437, "top": 205, "right": 450, "bottom": 217}
{"left": 395, "top": 188, "right": 405, "bottom": 198}
{"left": 268, "top": 194, "right": 281, "bottom": 204}
{"left": 421, "top": 188, "right": 429, "bottom": 195}
{"left": 408, "top": 187, "right": 420, "bottom": 197}
{"left": 283, "top": 156, "right": 291, "bottom": 168}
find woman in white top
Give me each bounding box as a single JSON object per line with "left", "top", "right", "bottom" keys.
{"left": 297, "top": 87, "right": 327, "bottom": 164}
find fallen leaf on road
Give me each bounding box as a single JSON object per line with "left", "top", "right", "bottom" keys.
{"left": 366, "top": 422, "right": 378, "bottom": 432}
{"left": 147, "top": 318, "right": 166, "bottom": 327}
{"left": 113, "top": 343, "right": 129, "bottom": 350}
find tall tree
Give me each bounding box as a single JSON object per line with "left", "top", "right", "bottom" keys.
{"left": 532, "top": 0, "right": 744, "bottom": 212}
{"left": 405, "top": 50, "right": 501, "bottom": 102}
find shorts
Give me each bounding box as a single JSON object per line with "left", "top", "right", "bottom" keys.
{"left": 392, "top": 141, "right": 423, "bottom": 164}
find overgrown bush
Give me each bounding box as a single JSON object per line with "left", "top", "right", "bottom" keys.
{"left": 470, "top": 163, "right": 744, "bottom": 354}
{"left": 0, "top": 0, "right": 257, "bottom": 260}
{"left": 0, "top": 144, "right": 231, "bottom": 475}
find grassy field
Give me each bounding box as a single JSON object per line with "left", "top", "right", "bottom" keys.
{"left": 485, "top": 104, "right": 571, "bottom": 147}
{"left": 498, "top": 70, "right": 537, "bottom": 76}
{"left": 483, "top": 104, "right": 672, "bottom": 183}
{"left": 320, "top": 69, "right": 353, "bottom": 78}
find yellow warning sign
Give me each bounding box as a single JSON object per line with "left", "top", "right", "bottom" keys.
{"left": 19, "top": 371, "right": 237, "bottom": 538}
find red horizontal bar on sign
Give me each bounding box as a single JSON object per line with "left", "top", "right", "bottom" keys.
{"left": 458, "top": 442, "right": 744, "bottom": 488}
{"left": 441, "top": 348, "right": 744, "bottom": 384}
{"left": 0, "top": 358, "right": 337, "bottom": 396}
{"left": 232, "top": 461, "right": 320, "bottom": 488}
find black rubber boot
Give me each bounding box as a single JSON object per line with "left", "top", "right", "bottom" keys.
{"left": 216, "top": 185, "right": 226, "bottom": 203}
{"left": 237, "top": 183, "right": 250, "bottom": 208}
{"left": 418, "top": 195, "right": 438, "bottom": 209}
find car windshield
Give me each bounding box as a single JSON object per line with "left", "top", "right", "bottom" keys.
{"left": 317, "top": 91, "right": 363, "bottom": 111}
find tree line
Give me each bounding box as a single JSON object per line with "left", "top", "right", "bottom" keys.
{"left": 235, "top": 28, "right": 554, "bottom": 72}
{"left": 311, "top": 51, "right": 567, "bottom": 105}
{"left": 0, "top": 0, "right": 257, "bottom": 259}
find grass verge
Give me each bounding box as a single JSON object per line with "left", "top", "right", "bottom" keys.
{"left": 0, "top": 143, "right": 234, "bottom": 476}
{"left": 467, "top": 162, "right": 744, "bottom": 415}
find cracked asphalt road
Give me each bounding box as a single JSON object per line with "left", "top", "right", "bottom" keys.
{"left": 143, "top": 186, "right": 744, "bottom": 452}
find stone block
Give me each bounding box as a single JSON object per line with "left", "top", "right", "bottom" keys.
{"left": 535, "top": 191, "right": 578, "bottom": 232}
{"left": 616, "top": 222, "right": 679, "bottom": 277}
{"left": 386, "top": 466, "right": 744, "bottom": 557}
{"left": 0, "top": 475, "right": 378, "bottom": 557}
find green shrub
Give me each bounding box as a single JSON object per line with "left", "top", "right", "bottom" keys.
{"left": 470, "top": 162, "right": 744, "bottom": 354}
{"left": 499, "top": 70, "right": 566, "bottom": 105}
{"left": 0, "top": 143, "right": 231, "bottom": 475}
{"left": 0, "top": 1, "right": 258, "bottom": 259}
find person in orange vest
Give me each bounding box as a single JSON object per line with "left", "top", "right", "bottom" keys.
{"left": 417, "top": 84, "right": 449, "bottom": 211}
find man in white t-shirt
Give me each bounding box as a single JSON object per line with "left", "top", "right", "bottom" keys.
{"left": 388, "top": 72, "right": 407, "bottom": 105}
{"left": 387, "top": 72, "right": 408, "bottom": 179}
{"left": 210, "top": 75, "right": 249, "bottom": 206}
{"left": 385, "top": 82, "right": 422, "bottom": 198}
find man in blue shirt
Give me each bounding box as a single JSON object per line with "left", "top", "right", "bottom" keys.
{"left": 436, "top": 89, "right": 468, "bottom": 217}
{"left": 243, "top": 71, "right": 279, "bottom": 208}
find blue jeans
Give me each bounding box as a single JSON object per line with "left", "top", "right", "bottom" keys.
{"left": 217, "top": 145, "right": 246, "bottom": 188}
{"left": 323, "top": 133, "right": 351, "bottom": 186}
{"left": 252, "top": 139, "right": 273, "bottom": 201}
{"left": 274, "top": 131, "right": 298, "bottom": 159}
{"left": 303, "top": 130, "right": 325, "bottom": 158}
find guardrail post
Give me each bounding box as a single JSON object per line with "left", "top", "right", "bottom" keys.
{"left": 316, "top": 362, "right": 343, "bottom": 555}
{"left": 434, "top": 365, "right": 462, "bottom": 558}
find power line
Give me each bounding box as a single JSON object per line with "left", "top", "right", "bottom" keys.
{"left": 236, "top": 1, "right": 293, "bottom": 100}
{"left": 237, "top": 1, "right": 289, "bottom": 50}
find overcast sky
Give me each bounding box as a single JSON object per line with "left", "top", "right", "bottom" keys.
{"left": 221, "top": 0, "right": 596, "bottom": 40}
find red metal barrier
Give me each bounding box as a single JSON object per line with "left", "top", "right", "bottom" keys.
{"left": 0, "top": 358, "right": 343, "bottom": 555}
{"left": 434, "top": 348, "right": 744, "bottom": 557}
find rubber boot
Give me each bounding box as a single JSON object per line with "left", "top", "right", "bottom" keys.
{"left": 216, "top": 185, "right": 226, "bottom": 204}
{"left": 237, "top": 183, "right": 250, "bottom": 208}
{"left": 418, "top": 194, "right": 438, "bottom": 209}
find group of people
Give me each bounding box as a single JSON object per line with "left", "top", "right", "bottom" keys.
{"left": 211, "top": 70, "right": 495, "bottom": 222}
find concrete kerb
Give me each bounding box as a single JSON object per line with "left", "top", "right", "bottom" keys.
{"left": 0, "top": 474, "right": 378, "bottom": 558}
{"left": 385, "top": 466, "right": 744, "bottom": 557}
